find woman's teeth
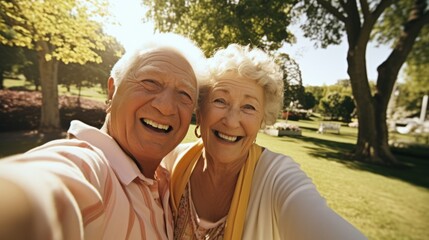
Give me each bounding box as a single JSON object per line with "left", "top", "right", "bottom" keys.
{"left": 218, "top": 132, "right": 237, "bottom": 142}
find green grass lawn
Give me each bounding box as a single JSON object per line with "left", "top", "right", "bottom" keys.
{"left": 1, "top": 81, "right": 428, "bottom": 239}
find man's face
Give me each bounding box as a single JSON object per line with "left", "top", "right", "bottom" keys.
{"left": 108, "top": 49, "right": 197, "bottom": 170}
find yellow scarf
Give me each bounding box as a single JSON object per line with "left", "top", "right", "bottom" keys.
{"left": 170, "top": 139, "right": 262, "bottom": 240}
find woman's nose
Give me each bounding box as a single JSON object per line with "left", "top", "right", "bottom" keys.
{"left": 222, "top": 108, "right": 241, "bottom": 128}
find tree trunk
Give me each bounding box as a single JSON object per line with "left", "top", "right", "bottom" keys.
{"left": 346, "top": 0, "right": 428, "bottom": 165}
{"left": 0, "top": 71, "right": 4, "bottom": 89}
{"left": 77, "top": 82, "right": 82, "bottom": 107}
{"left": 37, "top": 41, "right": 61, "bottom": 133}
{"left": 349, "top": 69, "right": 399, "bottom": 164}
{"left": 346, "top": 43, "right": 390, "bottom": 164}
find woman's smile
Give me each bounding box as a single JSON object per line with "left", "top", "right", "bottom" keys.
{"left": 213, "top": 130, "right": 243, "bottom": 143}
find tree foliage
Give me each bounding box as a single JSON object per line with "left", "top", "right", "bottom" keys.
{"left": 59, "top": 37, "right": 124, "bottom": 96}
{"left": 143, "top": 0, "right": 297, "bottom": 55}
{"left": 0, "top": 0, "right": 111, "bottom": 64}
{"left": 301, "top": 91, "right": 317, "bottom": 110}
{"left": 0, "top": 0, "right": 113, "bottom": 132}
{"left": 320, "top": 92, "right": 355, "bottom": 122}
{"left": 305, "top": 85, "right": 326, "bottom": 104}
{"left": 398, "top": 65, "right": 429, "bottom": 112}
{"left": 399, "top": 24, "right": 429, "bottom": 112}
{"left": 275, "top": 53, "right": 305, "bottom": 109}
{"left": 0, "top": 44, "right": 25, "bottom": 88}
{"left": 21, "top": 48, "right": 40, "bottom": 90}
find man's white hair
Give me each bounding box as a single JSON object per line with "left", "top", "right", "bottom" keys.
{"left": 110, "top": 32, "right": 206, "bottom": 89}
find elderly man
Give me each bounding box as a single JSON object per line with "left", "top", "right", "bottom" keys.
{"left": 0, "top": 33, "right": 205, "bottom": 240}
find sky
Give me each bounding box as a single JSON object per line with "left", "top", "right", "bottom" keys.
{"left": 104, "top": 0, "right": 396, "bottom": 87}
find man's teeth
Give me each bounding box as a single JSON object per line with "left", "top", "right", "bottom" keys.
{"left": 143, "top": 119, "right": 169, "bottom": 130}
{"left": 218, "top": 132, "right": 237, "bottom": 142}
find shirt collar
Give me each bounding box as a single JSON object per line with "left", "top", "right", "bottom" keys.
{"left": 67, "top": 120, "right": 155, "bottom": 185}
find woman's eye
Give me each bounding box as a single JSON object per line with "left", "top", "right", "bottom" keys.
{"left": 213, "top": 98, "right": 227, "bottom": 106}
{"left": 243, "top": 104, "right": 257, "bottom": 113}
{"left": 244, "top": 104, "right": 256, "bottom": 110}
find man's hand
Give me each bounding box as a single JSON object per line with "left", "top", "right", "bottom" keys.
{"left": 0, "top": 178, "right": 34, "bottom": 240}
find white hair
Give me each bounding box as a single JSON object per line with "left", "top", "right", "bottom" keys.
{"left": 201, "top": 44, "right": 284, "bottom": 126}
{"left": 110, "top": 32, "right": 206, "bottom": 90}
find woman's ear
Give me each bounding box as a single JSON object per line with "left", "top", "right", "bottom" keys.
{"left": 195, "top": 110, "right": 201, "bottom": 125}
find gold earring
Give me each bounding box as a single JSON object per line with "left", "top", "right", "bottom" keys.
{"left": 194, "top": 125, "right": 201, "bottom": 138}
{"left": 105, "top": 99, "right": 112, "bottom": 105}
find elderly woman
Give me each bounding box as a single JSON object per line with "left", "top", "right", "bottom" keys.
{"left": 163, "top": 44, "right": 367, "bottom": 240}
{"left": 0, "top": 33, "right": 205, "bottom": 240}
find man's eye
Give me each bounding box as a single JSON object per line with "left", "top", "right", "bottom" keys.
{"left": 179, "top": 91, "right": 194, "bottom": 104}
{"left": 141, "top": 79, "right": 160, "bottom": 91}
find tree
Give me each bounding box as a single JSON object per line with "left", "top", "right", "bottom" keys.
{"left": 58, "top": 37, "right": 124, "bottom": 102}
{"left": 143, "top": 0, "right": 297, "bottom": 55}
{"left": 305, "top": 85, "right": 327, "bottom": 109}
{"left": 0, "top": 45, "right": 25, "bottom": 89}
{"left": 326, "top": 79, "right": 353, "bottom": 96}
{"left": 320, "top": 92, "right": 341, "bottom": 119}
{"left": 319, "top": 92, "right": 355, "bottom": 121}
{"left": 301, "top": 91, "right": 317, "bottom": 110}
{"left": 398, "top": 25, "right": 429, "bottom": 112}
{"left": 0, "top": 0, "right": 112, "bottom": 133}
{"left": 21, "top": 48, "right": 41, "bottom": 90}
{"left": 298, "top": 0, "right": 429, "bottom": 164}
{"left": 275, "top": 53, "right": 305, "bottom": 109}
{"left": 397, "top": 66, "right": 429, "bottom": 112}
{"left": 338, "top": 94, "right": 355, "bottom": 122}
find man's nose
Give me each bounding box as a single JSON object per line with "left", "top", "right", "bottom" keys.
{"left": 151, "top": 89, "right": 176, "bottom": 115}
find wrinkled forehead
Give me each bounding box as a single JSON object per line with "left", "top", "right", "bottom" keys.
{"left": 138, "top": 48, "right": 196, "bottom": 80}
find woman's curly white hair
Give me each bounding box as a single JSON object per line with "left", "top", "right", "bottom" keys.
{"left": 201, "top": 44, "right": 284, "bottom": 127}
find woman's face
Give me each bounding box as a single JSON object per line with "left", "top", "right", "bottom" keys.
{"left": 199, "top": 72, "right": 265, "bottom": 165}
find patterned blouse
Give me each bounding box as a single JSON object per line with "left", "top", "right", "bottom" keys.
{"left": 174, "top": 183, "right": 227, "bottom": 240}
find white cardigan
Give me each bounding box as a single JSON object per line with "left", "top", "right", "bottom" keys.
{"left": 163, "top": 144, "right": 367, "bottom": 240}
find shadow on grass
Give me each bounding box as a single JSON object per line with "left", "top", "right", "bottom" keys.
{"left": 0, "top": 131, "right": 66, "bottom": 158}
{"left": 279, "top": 134, "right": 429, "bottom": 190}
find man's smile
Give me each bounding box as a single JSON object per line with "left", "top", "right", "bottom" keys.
{"left": 141, "top": 118, "right": 172, "bottom": 133}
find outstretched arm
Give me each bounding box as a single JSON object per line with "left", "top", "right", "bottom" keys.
{"left": 0, "top": 178, "right": 34, "bottom": 240}
{"left": 0, "top": 140, "right": 110, "bottom": 240}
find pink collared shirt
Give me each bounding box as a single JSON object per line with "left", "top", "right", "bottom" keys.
{"left": 0, "top": 120, "right": 173, "bottom": 240}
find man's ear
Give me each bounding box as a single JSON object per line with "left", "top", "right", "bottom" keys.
{"left": 107, "top": 77, "right": 116, "bottom": 100}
